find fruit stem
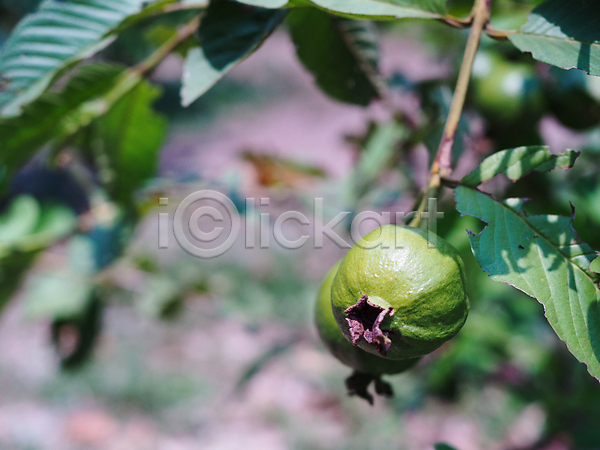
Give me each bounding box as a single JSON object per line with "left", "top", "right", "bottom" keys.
{"left": 345, "top": 371, "right": 394, "bottom": 404}
{"left": 409, "top": 0, "right": 491, "bottom": 227}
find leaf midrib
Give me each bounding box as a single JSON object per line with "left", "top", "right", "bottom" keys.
{"left": 471, "top": 187, "right": 598, "bottom": 287}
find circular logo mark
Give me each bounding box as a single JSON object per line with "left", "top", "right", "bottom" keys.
{"left": 173, "top": 190, "right": 240, "bottom": 258}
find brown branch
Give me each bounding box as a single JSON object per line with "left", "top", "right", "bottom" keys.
{"left": 438, "top": 13, "right": 474, "bottom": 29}
{"left": 409, "top": 0, "right": 492, "bottom": 227}
{"left": 484, "top": 23, "right": 516, "bottom": 41}
{"left": 134, "top": 16, "right": 200, "bottom": 76}
{"left": 432, "top": 0, "right": 491, "bottom": 180}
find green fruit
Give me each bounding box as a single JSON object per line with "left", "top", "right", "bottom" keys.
{"left": 331, "top": 225, "right": 469, "bottom": 360}
{"left": 315, "top": 260, "right": 420, "bottom": 375}
{"left": 471, "top": 51, "right": 544, "bottom": 128}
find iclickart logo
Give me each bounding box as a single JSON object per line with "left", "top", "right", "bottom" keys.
{"left": 158, "top": 190, "right": 444, "bottom": 258}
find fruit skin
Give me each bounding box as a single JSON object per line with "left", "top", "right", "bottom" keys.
{"left": 470, "top": 50, "right": 546, "bottom": 148}
{"left": 331, "top": 225, "right": 469, "bottom": 360}
{"left": 470, "top": 51, "right": 545, "bottom": 128}
{"left": 315, "top": 260, "right": 420, "bottom": 375}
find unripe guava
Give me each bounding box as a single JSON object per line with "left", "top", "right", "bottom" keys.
{"left": 315, "top": 260, "right": 420, "bottom": 375}
{"left": 471, "top": 51, "right": 544, "bottom": 128}
{"left": 331, "top": 225, "right": 469, "bottom": 360}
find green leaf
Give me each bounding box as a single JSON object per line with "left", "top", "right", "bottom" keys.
{"left": 302, "top": 0, "right": 445, "bottom": 20}
{"left": 288, "top": 7, "right": 381, "bottom": 105}
{"left": 23, "top": 234, "right": 96, "bottom": 319}
{"left": 89, "top": 80, "right": 167, "bottom": 205}
{"left": 455, "top": 186, "right": 600, "bottom": 380}
{"left": 0, "top": 196, "right": 78, "bottom": 312}
{"left": 236, "top": 0, "right": 290, "bottom": 7}
{"left": 0, "top": 196, "right": 77, "bottom": 253}
{"left": 24, "top": 267, "right": 94, "bottom": 320}
{"left": 237, "top": 0, "right": 446, "bottom": 18}
{"left": 508, "top": 0, "right": 600, "bottom": 76}
{"left": 114, "top": 0, "right": 203, "bottom": 33}
{"left": 342, "top": 121, "right": 407, "bottom": 203}
{"left": 461, "top": 146, "right": 580, "bottom": 187}
{"left": 180, "top": 0, "right": 286, "bottom": 106}
{"left": 0, "top": 0, "right": 153, "bottom": 115}
{"left": 354, "top": 121, "right": 406, "bottom": 184}
{"left": 67, "top": 234, "right": 100, "bottom": 276}
{"left": 434, "top": 444, "right": 459, "bottom": 450}
{"left": 136, "top": 275, "right": 183, "bottom": 318}
{"left": 0, "top": 64, "right": 122, "bottom": 170}
{"left": 0, "top": 252, "right": 38, "bottom": 313}
{"left": 18, "top": 204, "right": 78, "bottom": 252}
{"left": 25, "top": 202, "right": 74, "bottom": 239}
{"left": 0, "top": 196, "right": 40, "bottom": 249}
{"left": 0, "top": 63, "right": 143, "bottom": 180}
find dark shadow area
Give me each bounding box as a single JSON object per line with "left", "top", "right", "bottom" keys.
{"left": 577, "top": 42, "right": 591, "bottom": 74}
{"left": 534, "top": 0, "right": 600, "bottom": 47}
{"left": 200, "top": 0, "right": 286, "bottom": 71}
{"left": 587, "top": 297, "right": 600, "bottom": 365}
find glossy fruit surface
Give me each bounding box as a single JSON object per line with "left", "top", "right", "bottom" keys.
{"left": 315, "top": 260, "right": 420, "bottom": 375}
{"left": 471, "top": 51, "right": 544, "bottom": 127}
{"left": 331, "top": 225, "right": 469, "bottom": 360}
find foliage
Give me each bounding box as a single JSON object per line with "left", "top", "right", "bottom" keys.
{"left": 1, "top": 0, "right": 600, "bottom": 446}
{"left": 0, "top": 63, "right": 125, "bottom": 180}
{"left": 0, "top": 195, "right": 77, "bottom": 312}
{"left": 508, "top": 0, "right": 600, "bottom": 76}
{"left": 83, "top": 80, "right": 167, "bottom": 206}
{"left": 287, "top": 7, "right": 381, "bottom": 105}
{"left": 181, "top": 0, "right": 286, "bottom": 106}
{"left": 0, "top": 0, "right": 149, "bottom": 115}
{"left": 456, "top": 147, "right": 600, "bottom": 378}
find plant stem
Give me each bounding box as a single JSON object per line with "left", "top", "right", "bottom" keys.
{"left": 433, "top": 0, "right": 490, "bottom": 181}
{"left": 439, "top": 13, "right": 473, "bottom": 29}
{"left": 99, "top": 17, "right": 200, "bottom": 112}
{"left": 484, "top": 23, "right": 515, "bottom": 40}
{"left": 54, "top": 17, "right": 200, "bottom": 179}
{"left": 409, "top": 0, "right": 491, "bottom": 227}
{"left": 134, "top": 16, "right": 200, "bottom": 76}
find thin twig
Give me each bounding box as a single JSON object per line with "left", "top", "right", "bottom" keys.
{"left": 163, "top": 2, "right": 209, "bottom": 14}
{"left": 438, "top": 13, "right": 474, "bottom": 29}
{"left": 134, "top": 16, "right": 200, "bottom": 76}
{"left": 101, "top": 16, "right": 200, "bottom": 108}
{"left": 484, "top": 23, "right": 516, "bottom": 41}
{"left": 432, "top": 0, "right": 490, "bottom": 181}
{"left": 409, "top": 0, "right": 492, "bottom": 227}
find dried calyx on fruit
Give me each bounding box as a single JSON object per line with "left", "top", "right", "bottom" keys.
{"left": 315, "top": 260, "right": 420, "bottom": 404}
{"left": 331, "top": 225, "right": 469, "bottom": 361}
